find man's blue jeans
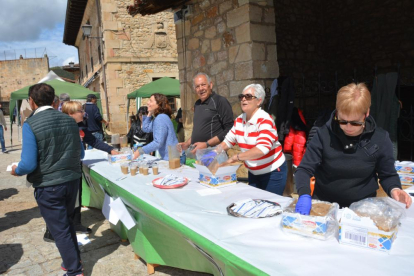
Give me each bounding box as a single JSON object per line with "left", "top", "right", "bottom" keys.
{"left": 248, "top": 161, "right": 287, "bottom": 195}
{"left": 0, "top": 126, "right": 6, "bottom": 152}
{"left": 35, "top": 179, "right": 83, "bottom": 275}
{"left": 87, "top": 131, "right": 104, "bottom": 149}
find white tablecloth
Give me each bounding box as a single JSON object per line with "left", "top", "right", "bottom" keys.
{"left": 83, "top": 150, "right": 414, "bottom": 276}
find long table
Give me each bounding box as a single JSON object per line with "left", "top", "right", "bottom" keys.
{"left": 81, "top": 150, "right": 414, "bottom": 276}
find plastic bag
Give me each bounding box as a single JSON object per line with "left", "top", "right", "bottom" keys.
{"left": 196, "top": 146, "right": 228, "bottom": 174}
{"left": 349, "top": 197, "right": 405, "bottom": 232}
{"left": 281, "top": 199, "right": 339, "bottom": 240}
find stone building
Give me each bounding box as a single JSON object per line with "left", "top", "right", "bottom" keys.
{"left": 0, "top": 56, "right": 49, "bottom": 112}
{"left": 63, "top": 0, "right": 179, "bottom": 134}
{"left": 129, "top": 0, "right": 279, "bottom": 140}
{"left": 128, "top": 0, "right": 414, "bottom": 143}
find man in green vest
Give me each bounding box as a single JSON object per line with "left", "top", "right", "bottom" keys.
{"left": 11, "top": 83, "right": 84, "bottom": 276}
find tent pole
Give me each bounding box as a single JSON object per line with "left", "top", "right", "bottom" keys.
{"left": 17, "top": 100, "right": 20, "bottom": 144}
{"left": 126, "top": 99, "right": 130, "bottom": 134}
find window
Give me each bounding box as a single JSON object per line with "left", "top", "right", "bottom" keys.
{"left": 91, "top": 57, "right": 94, "bottom": 72}
{"left": 168, "top": 97, "right": 177, "bottom": 112}
{"left": 98, "top": 45, "right": 102, "bottom": 63}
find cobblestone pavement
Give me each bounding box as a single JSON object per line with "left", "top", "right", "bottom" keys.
{"left": 0, "top": 119, "right": 210, "bottom": 276}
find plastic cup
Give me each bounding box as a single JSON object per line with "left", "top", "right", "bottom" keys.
{"left": 130, "top": 162, "right": 138, "bottom": 176}
{"left": 120, "top": 163, "right": 129, "bottom": 174}
{"left": 152, "top": 162, "right": 159, "bottom": 175}
{"left": 142, "top": 164, "right": 149, "bottom": 175}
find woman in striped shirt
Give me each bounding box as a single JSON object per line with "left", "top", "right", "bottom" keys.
{"left": 218, "top": 84, "right": 287, "bottom": 195}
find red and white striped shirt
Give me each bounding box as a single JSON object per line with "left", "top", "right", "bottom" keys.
{"left": 224, "top": 108, "right": 285, "bottom": 175}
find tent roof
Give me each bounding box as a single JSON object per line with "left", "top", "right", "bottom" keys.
{"left": 10, "top": 79, "right": 100, "bottom": 101}
{"left": 127, "top": 77, "right": 180, "bottom": 99}
{"left": 9, "top": 80, "right": 100, "bottom": 119}
{"left": 38, "top": 71, "right": 64, "bottom": 83}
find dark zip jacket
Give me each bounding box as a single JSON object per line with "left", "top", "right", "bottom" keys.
{"left": 295, "top": 111, "right": 401, "bottom": 207}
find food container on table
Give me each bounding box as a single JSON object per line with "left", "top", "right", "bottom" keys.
{"left": 120, "top": 136, "right": 128, "bottom": 148}
{"left": 168, "top": 144, "right": 181, "bottom": 169}
{"left": 130, "top": 162, "right": 138, "bottom": 176}
{"left": 152, "top": 162, "right": 159, "bottom": 175}
{"left": 111, "top": 134, "right": 120, "bottom": 150}
{"left": 281, "top": 199, "right": 339, "bottom": 240}
{"left": 120, "top": 163, "right": 129, "bottom": 174}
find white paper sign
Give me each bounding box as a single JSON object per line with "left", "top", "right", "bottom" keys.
{"left": 196, "top": 189, "right": 222, "bottom": 196}
{"left": 109, "top": 197, "right": 137, "bottom": 230}
{"left": 102, "top": 193, "right": 120, "bottom": 225}
{"left": 6, "top": 162, "right": 19, "bottom": 172}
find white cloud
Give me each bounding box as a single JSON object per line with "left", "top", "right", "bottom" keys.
{"left": 0, "top": 0, "right": 79, "bottom": 67}
{"left": 0, "top": 0, "right": 67, "bottom": 42}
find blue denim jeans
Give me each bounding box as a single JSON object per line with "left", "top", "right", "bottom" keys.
{"left": 0, "top": 126, "right": 6, "bottom": 152}
{"left": 35, "top": 179, "right": 83, "bottom": 275}
{"left": 87, "top": 131, "right": 104, "bottom": 149}
{"left": 248, "top": 161, "right": 287, "bottom": 195}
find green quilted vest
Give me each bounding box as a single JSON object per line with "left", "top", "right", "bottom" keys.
{"left": 26, "top": 108, "right": 81, "bottom": 187}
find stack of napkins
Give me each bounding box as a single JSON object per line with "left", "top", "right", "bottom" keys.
{"left": 159, "top": 174, "right": 186, "bottom": 186}
{"left": 231, "top": 198, "right": 282, "bottom": 218}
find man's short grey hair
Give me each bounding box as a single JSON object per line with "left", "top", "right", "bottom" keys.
{"left": 53, "top": 95, "right": 59, "bottom": 103}
{"left": 243, "top": 84, "right": 265, "bottom": 105}
{"left": 193, "top": 72, "right": 212, "bottom": 89}
{"left": 59, "top": 93, "right": 70, "bottom": 102}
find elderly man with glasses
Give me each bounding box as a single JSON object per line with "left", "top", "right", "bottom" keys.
{"left": 295, "top": 83, "right": 412, "bottom": 214}
{"left": 179, "top": 72, "right": 234, "bottom": 155}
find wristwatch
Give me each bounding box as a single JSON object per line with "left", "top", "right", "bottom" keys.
{"left": 206, "top": 141, "right": 210, "bottom": 147}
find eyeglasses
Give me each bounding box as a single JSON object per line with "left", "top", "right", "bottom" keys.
{"left": 77, "top": 110, "right": 85, "bottom": 114}
{"left": 238, "top": 94, "right": 258, "bottom": 101}
{"left": 335, "top": 115, "right": 365, "bottom": 127}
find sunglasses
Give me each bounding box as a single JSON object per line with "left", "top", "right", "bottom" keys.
{"left": 238, "top": 94, "right": 258, "bottom": 101}
{"left": 335, "top": 115, "right": 365, "bottom": 127}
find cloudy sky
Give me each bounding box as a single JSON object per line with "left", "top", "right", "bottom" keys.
{"left": 0, "top": 0, "right": 78, "bottom": 67}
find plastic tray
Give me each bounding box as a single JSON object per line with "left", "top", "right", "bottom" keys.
{"left": 152, "top": 177, "right": 189, "bottom": 189}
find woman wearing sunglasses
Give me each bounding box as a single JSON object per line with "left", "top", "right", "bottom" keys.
{"left": 215, "top": 84, "right": 287, "bottom": 195}
{"left": 295, "top": 83, "right": 411, "bottom": 215}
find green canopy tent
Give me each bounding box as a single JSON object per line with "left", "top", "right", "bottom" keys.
{"left": 8, "top": 79, "right": 101, "bottom": 146}
{"left": 126, "top": 77, "right": 180, "bottom": 131}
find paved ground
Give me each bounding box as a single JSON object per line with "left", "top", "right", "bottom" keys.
{"left": 0, "top": 119, "right": 210, "bottom": 276}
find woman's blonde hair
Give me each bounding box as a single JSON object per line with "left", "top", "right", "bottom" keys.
{"left": 61, "top": 101, "right": 82, "bottom": 115}
{"left": 336, "top": 83, "right": 371, "bottom": 115}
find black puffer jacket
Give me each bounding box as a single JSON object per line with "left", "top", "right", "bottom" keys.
{"left": 295, "top": 111, "right": 401, "bottom": 207}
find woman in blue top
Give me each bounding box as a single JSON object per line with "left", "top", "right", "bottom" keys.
{"left": 133, "top": 93, "right": 178, "bottom": 160}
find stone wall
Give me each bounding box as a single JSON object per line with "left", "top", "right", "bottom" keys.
{"left": 0, "top": 57, "right": 49, "bottom": 102}
{"left": 177, "top": 0, "right": 278, "bottom": 140}
{"left": 75, "top": 0, "right": 179, "bottom": 134}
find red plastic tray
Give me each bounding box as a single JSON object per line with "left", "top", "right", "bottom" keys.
{"left": 152, "top": 177, "right": 189, "bottom": 189}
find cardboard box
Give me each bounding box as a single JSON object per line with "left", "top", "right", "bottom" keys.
{"left": 281, "top": 202, "right": 339, "bottom": 240}
{"left": 108, "top": 153, "right": 132, "bottom": 164}
{"left": 399, "top": 174, "right": 414, "bottom": 185}
{"left": 339, "top": 208, "right": 398, "bottom": 253}
{"left": 395, "top": 161, "right": 414, "bottom": 174}
{"left": 194, "top": 164, "right": 240, "bottom": 188}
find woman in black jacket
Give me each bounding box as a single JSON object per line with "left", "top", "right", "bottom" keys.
{"left": 127, "top": 106, "right": 153, "bottom": 146}
{"left": 295, "top": 83, "right": 412, "bottom": 214}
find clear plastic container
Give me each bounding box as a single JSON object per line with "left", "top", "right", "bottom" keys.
{"left": 152, "top": 162, "right": 159, "bottom": 175}
{"left": 120, "top": 163, "right": 129, "bottom": 174}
